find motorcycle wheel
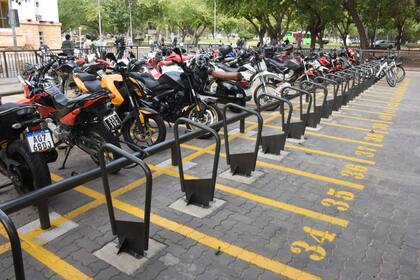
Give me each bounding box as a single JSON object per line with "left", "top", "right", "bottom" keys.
{"left": 229, "top": 99, "right": 246, "bottom": 113}
{"left": 85, "top": 123, "right": 122, "bottom": 173}
{"left": 7, "top": 140, "right": 51, "bottom": 194}
{"left": 186, "top": 103, "right": 222, "bottom": 139}
{"left": 253, "top": 83, "right": 280, "bottom": 111}
{"left": 395, "top": 66, "right": 405, "bottom": 83}
{"left": 122, "top": 114, "right": 166, "bottom": 151}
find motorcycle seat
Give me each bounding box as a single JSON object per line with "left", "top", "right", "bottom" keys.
{"left": 0, "top": 103, "right": 34, "bottom": 117}
{"left": 74, "top": 72, "right": 97, "bottom": 82}
{"left": 216, "top": 64, "right": 241, "bottom": 73}
{"left": 266, "top": 58, "right": 289, "bottom": 74}
{"left": 130, "top": 72, "right": 161, "bottom": 90}
{"left": 66, "top": 94, "right": 93, "bottom": 106}
{"left": 83, "top": 80, "right": 102, "bottom": 92}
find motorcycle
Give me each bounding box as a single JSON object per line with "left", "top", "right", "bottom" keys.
{"left": 0, "top": 101, "right": 57, "bottom": 194}
{"left": 117, "top": 48, "right": 222, "bottom": 138}
{"left": 17, "top": 57, "right": 122, "bottom": 170}
{"left": 72, "top": 57, "right": 167, "bottom": 150}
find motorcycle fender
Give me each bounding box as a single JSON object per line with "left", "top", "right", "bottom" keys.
{"left": 197, "top": 96, "right": 218, "bottom": 105}
{"left": 17, "top": 98, "right": 32, "bottom": 104}
{"left": 138, "top": 107, "right": 159, "bottom": 115}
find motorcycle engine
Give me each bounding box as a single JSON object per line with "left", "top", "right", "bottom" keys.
{"left": 52, "top": 125, "right": 70, "bottom": 144}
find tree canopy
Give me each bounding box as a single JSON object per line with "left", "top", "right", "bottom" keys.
{"left": 58, "top": 0, "right": 420, "bottom": 48}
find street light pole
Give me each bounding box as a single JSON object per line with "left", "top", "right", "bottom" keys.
{"left": 213, "top": 0, "right": 216, "bottom": 43}
{"left": 8, "top": 0, "right": 17, "bottom": 49}
{"left": 128, "top": 0, "right": 133, "bottom": 45}
{"left": 98, "top": 0, "right": 102, "bottom": 41}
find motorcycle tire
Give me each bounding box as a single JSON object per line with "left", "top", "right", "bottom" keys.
{"left": 396, "top": 66, "right": 405, "bottom": 83}
{"left": 229, "top": 99, "right": 246, "bottom": 113}
{"left": 186, "top": 103, "right": 222, "bottom": 139}
{"left": 85, "top": 123, "right": 122, "bottom": 173}
{"left": 7, "top": 140, "right": 52, "bottom": 194}
{"left": 253, "top": 83, "right": 280, "bottom": 111}
{"left": 122, "top": 114, "right": 166, "bottom": 152}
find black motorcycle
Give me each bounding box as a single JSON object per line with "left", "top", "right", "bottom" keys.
{"left": 121, "top": 49, "right": 222, "bottom": 138}
{"left": 0, "top": 102, "right": 57, "bottom": 194}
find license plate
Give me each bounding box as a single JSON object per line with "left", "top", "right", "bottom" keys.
{"left": 103, "top": 111, "right": 122, "bottom": 130}
{"left": 25, "top": 129, "right": 55, "bottom": 153}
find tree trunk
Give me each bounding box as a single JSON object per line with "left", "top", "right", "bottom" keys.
{"left": 341, "top": 35, "right": 348, "bottom": 49}
{"left": 310, "top": 31, "right": 317, "bottom": 49}
{"left": 396, "top": 25, "right": 403, "bottom": 50}
{"left": 343, "top": 0, "right": 369, "bottom": 49}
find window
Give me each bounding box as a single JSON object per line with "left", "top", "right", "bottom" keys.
{"left": 0, "top": 0, "right": 10, "bottom": 28}
{"left": 39, "top": 31, "right": 44, "bottom": 45}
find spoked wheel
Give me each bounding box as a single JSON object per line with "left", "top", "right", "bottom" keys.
{"left": 122, "top": 114, "right": 166, "bottom": 151}
{"left": 7, "top": 140, "right": 51, "bottom": 194}
{"left": 253, "top": 83, "right": 280, "bottom": 111}
{"left": 395, "top": 66, "right": 405, "bottom": 83}
{"left": 386, "top": 69, "right": 397, "bottom": 87}
{"left": 187, "top": 103, "right": 222, "bottom": 139}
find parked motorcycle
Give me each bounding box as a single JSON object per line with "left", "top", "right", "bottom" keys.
{"left": 17, "top": 57, "right": 122, "bottom": 170}
{"left": 0, "top": 101, "right": 57, "bottom": 193}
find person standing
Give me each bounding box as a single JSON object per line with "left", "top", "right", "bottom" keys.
{"left": 83, "top": 34, "right": 93, "bottom": 51}
{"left": 61, "top": 34, "right": 75, "bottom": 56}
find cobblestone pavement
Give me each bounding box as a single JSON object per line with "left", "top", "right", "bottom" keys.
{"left": 1, "top": 73, "right": 420, "bottom": 280}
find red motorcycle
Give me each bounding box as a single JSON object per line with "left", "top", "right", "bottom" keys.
{"left": 17, "top": 57, "right": 122, "bottom": 170}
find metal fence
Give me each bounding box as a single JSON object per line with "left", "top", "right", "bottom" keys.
{"left": 0, "top": 45, "right": 419, "bottom": 78}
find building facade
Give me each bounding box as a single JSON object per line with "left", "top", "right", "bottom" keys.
{"left": 0, "top": 0, "right": 61, "bottom": 49}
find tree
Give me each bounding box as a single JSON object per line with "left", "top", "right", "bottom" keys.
{"left": 387, "top": 0, "right": 416, "bottom": 49}
{"left": 333, "top": 10, "right": 353, "bottom": 48}
{"left": 343, "top": 0, "right": 369, "bottom": 49}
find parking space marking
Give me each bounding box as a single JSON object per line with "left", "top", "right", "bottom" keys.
{"left": 180, "top": 143, "right": 364, "bottom": 190}
{"left": 0, "top": 242, "right": 10, "bottom": 255}
{"left": 340, "top": 107, "right": 394, "bottom": 116}
{"left": 50, "top": 176, "right": 322, "bottom": 279}
{"left": 247, "top": 121, "right": 383, "bottom": 147}
{"left": 332, "top": 114, "right": 392, "bottom": 124}
{"left": 319, "top": 122, "right": 388, "bottom": 134}
{"left": 356, "top": 97, "right": 391, "bottom": 104}
{"left": 149, "top": 164, "right": 349, "bottom": 228}
{"left": 361, "top": 94, "right": 393, "bottom": 100}
{"left": 237, "top": 134, "right": 375, "bottom": 165}
{"left": 0, "top": 226, "right": 91, "bottom": 280}
{"left": 349, "top": 102, "right": 393, "bottom": 110}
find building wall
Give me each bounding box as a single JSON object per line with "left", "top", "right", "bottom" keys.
{"left": 1, "top": 0, "right": 61, "bottom": 49}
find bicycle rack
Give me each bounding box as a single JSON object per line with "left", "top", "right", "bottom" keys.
{"left": 280, "top": 86, "right": 313, "bottom": 138}
{"left": 326, "top": 73, "right": 346, "bottom": 110}
{"left": 174, "top": 118, "right": 220, "bottom": 207}
{"left": 0, "top": 209, "right": 25, "bottom": 280}
{"left": 223, "top": 103, "right": 262, "bottom": 177}
{"left": 256, "top": 94, "right": 292, "bottom": 155}
{"left": 300, "top": 80, "right": 329, "bottom": 123}
{"left": 99, "top": 144, "right": 152, "bottom": 258}
{"left": 337, "top": 72, "right": 353, "bottom": 105}
{"left": 314, "top": 76, "right": 338, "bottom": 118}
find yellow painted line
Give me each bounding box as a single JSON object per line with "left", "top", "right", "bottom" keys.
{"left": 349, "top": 102, "right": 391, "bottom": 110}
{"left": 0, "top": 242, "right": 10, "bottom": 255}
{"left": 0, "top": 224, "right": 91, "bottom": 280}
{"left": 305, "top": 131, "right": 383, "bottom": 147}
{"left": 320, "top": 121, "right": 388, "bottom": 135}
{"left": 181, "top": 143, "right": 364, "bottom": 190}
{"left": 356, "top": 98, "right": 391, "bottom": 104}
{"left": 236, "top": 134, "right": 375, "bottom": 165}
{"left": 247, "top": 121, "right": 383, "bottom": 147}
{"left": 52, "top": 176, "right": 321, "bottom": 279}
{"left": 112, "top": 200, "right": 321, "bottom": 280}
{"left": 340, "top": 107, "right": 394, "bottom": 116}
{"left": 362, "top": 93, "right": 393, "bottom": 99}
{"left": 150, "top": 163, "right": 349, "bottom": 228}
{"left": 331, "top": 114, "right": 392, "bottom": 124}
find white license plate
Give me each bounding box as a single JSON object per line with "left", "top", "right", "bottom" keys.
{"left": 103, "top": 111, "right": 122, "bottom": 130}
{"left": 25, "top": 129, "right": 55, "bottom": 153}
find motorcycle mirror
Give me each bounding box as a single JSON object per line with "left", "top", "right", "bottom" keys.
{"left": 105, "top": 52, "right": 117, "bottom": 62}
{"left": 129, "top": 51, "right": 136, "bottom": 59}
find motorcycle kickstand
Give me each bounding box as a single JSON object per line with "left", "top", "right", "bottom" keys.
{"left": 59, "top": 145, "right": 74, "bottom": 170}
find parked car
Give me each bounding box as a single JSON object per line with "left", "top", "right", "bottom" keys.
{"left": 373, "top": 40, "right": 395, "bottom": 49}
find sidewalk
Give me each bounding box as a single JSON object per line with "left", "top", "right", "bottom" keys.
{"left": 0, "top": 78, "right": 22, "bottom": 96}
